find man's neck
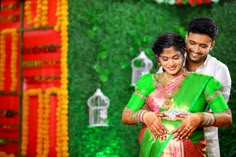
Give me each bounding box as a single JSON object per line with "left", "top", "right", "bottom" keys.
{"left": 186, "top": 59, "right": 204, "bottom": 72}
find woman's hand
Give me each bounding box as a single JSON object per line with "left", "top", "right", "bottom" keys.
{"left": 171, "top": 113, "right": 203, "bottom": 141}
{"left": 143, "top": 112, "right": 169, "bottom": 141}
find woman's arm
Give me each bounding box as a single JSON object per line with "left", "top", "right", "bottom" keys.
{"left": 210, "top": 109, "right": 232, "bottom": 127}
{"left": 122, "top": 107, "right": 142, "bottom": 125}
{"left": 122, "top": 107, "right": 169, "bottom": 141}
{"left": 171, "top": 109, "right": 232, "bottom": 141}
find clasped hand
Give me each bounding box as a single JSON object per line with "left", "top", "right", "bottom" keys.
{"left": 171, "top": 113, "right": 202, "bottom": 141}
{"left": 142, "top": 111, "right": 169, "bottom": 141}
{"left": 143, "top": 112, "right": 202, "bottom": 141}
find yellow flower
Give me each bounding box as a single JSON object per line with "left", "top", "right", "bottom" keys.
{"left": 21, "top": 89, "right": 42, "bottom": 156}
{"left": 24, "top": 0, "right": 48, "bottom": 28}
{"left": 0, "top": 29, "right": 18, "bottom": 91}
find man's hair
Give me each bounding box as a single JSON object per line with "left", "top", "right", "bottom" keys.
{"left": 188, "top": 17, "right": 218, "bottom": 40}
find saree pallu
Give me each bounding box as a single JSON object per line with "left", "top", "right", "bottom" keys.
{"left": 126, "top": 72, "right": 229, "bottom": 157}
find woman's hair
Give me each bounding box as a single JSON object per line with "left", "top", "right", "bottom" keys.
{"left": 152, "top": 32, "right": 186, "bottom": 57}
{"left": 187, "top": 17, "right": 218, "bottom": 40}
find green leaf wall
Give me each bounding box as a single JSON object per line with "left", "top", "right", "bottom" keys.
{"left": 68, "top": 0, "right": 236, "bottom": 156}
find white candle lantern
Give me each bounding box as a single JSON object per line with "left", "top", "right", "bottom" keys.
{"left": 131, "top": 51, "right": 153, "bottom": 86}
{"left": 87, "top": 88, "right": 110, "bottom": 127}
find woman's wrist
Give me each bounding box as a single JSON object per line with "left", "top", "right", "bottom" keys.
{"left": 131, "top": 109, "right": 147, "bottom": 123}
{"left": 139, "top": 110, "right": 147, "bottom": 123}
{"left": 200, "top": 112, "right": 216, "bottom": 127}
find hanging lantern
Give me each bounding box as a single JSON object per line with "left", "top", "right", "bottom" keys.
{"left": 131, "top": 51, "right": 153, "bottom": 86}
{"left": 87, "top": 88, "right": 110, "bottom": 127}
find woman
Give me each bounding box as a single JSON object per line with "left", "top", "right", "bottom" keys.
{"left": 121, "top": 32, "right": 232, "bottom": 157}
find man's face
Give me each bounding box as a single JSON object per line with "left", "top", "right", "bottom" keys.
{"left": 186, "top": 32, "right": 215, "bottom": 63}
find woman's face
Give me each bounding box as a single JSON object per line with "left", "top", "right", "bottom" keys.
{"left": 158, "top": 46, "right": 184, "bottom": 76}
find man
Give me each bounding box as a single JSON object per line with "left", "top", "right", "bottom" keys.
{"left": 185, "top": 17, "right": 231, "bottom": 157}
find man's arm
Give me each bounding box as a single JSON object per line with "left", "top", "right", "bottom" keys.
{"left": 214, "top": 65, "right": 231, "bottom": 102}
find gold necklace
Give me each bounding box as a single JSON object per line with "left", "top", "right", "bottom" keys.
{"left": 161, "top": 72, "right": 185, "bottom": 110}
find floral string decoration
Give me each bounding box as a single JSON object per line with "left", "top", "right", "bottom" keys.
{"left": 56, "top": 89, "right": 69, "bottom": 157}
{"left": 37, "top": 87, "right": 60, "bottom": 157}
{"left": 56, "top": 0, "right": 69, "bottom": 156}
{"left": 54, "top": 0, "right": 69, "bottom": 32}
{"left": 0, "top": 152, "right": 15, "bottom": 157}
{"left": 24, "top": 0, "right": 33, "bottom": 25}
{"left": 36, "top": 89, "right": 44, "bottom": 157}
{"left": 10, "top": 29, "right": 18, "bottom": 91}
{"left": 34, "top": 0, "right": 48, "bottom": 28}
{"left": 0, "top": 30, "right": 7, "bottom": 91}
{"left": 0, "top": 28, "right": 18, "bottom": 92}
{"left": 21, "top": 88, "right": 43, "bottom": 156}
{"left": 23, "top": 0, "right": 69, "bottom": 156}
{"left": 41, "top": 0, "right": 49, "bottom": 27}
{"left": 54, "top": 0, "right": 62, "bottom": 32}
{"left": 24, "top": 0, "right": 48, "bottom": 28}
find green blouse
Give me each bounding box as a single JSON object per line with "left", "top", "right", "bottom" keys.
{"left": 125, "top": 72, "right": 229, "bottom": 157}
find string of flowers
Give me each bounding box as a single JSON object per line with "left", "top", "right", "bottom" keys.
{"left": 56, "top": 89, "right": 69, "bottom": 157}
{"left": 0, "top": 152, "right": 15, "bottom": 157}
{"left": 0, "top": 30, "right": 7, "bottom": 91}
{"left": 10, "top": 29, "right": 18, "bottom": 92}
{"left": 40, "top": 0, "right": 49, "bottom": 27}
{"left": 54, "top": 0, "right": 62, "bottom": 32}
{"left": 24, "top": 0, "right": 33, "bottom": 25}
{"left": 154, "top": 0, "right": 219, "bottom": 5}
{"left": 36, "top": 87, "right": 59, "bottom": 157}
{"left": 0, "top": 28, "right": 18, "bottom": 92}
{"left": 24, "top": 0, "right": 48, "bottom": 28}
{"left": 23, "top": 1, "right": 69, "bottom": 156}
{"left": 21, "top": 88, "right": 43, "bottom": 156}
{"left": 55, "top": 0, "right": 69, "bottom": 156}
{"left": 36, "top": 89, "right": 44, "bottom": 157}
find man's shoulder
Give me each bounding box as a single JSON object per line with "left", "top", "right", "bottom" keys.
{"left": 206, "top": 55, "right": 229, "bottom": 73}
{"left": 207, "top": 55, "right": 229, "bottom": 70}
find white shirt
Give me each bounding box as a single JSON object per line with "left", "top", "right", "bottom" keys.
{"left": 192, "top": 54, "right": 231, "bottom": 157}
{"left": 194, "top": 54, "right": 231, "bottom": 102}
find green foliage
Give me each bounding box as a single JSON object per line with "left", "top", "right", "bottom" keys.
{"left": 68, "top": 0, "right": 236, "bottom": 156}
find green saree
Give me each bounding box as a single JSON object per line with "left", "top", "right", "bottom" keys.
{"left": 126, "top": 72, "right": 229, "bottom": 157}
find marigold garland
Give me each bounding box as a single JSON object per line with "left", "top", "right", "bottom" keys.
{"left": 21, "top": 88, "right": 43, "bottom": 156}
{"left": 56, "top": 0, "right": 69, "bottom": 156}
{"left": 0, "top": 152, "right": 15, "bottom": 157}
{"left": 0, "top": 31, "right": 6, "bottom": 91}
{"left": 35, "top": 87, "right": 60, "bottom": 157}
{"left": 24, "top": 0, "right": 48, "bottom": 28}
{"left": 54, "top": 0, "right": 62, "bottom": 32}
{"left": 23, "top": 0, "right": 69, "bottom": 156}
{"left": 24, "top": 0, "right": 33, "bottom": 25}
{"left": 10, "top": 29, "right": 18, "bottom": 91}
{"left": 22, "top": 87, "right": 67, "bottom": 157}
{"left": 0, "top": 28, "right": 18, "bottom": 92}
{"left": 57, "top": 89, "right": 69, "bottom": 157}
{"left": 35, "top": 89, "right": 44, "bottom": 157}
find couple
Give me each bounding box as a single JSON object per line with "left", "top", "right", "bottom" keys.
{"left": 122, "top": 17, "right": 232, "bottom": 157}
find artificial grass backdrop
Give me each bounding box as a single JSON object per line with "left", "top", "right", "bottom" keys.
{"left": 68, "top": 0, "right": 236, "bottom": 156}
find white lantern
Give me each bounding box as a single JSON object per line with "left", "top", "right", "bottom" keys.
{"left": 131, "top": 51, "right": 153, "bottom": 86}
{"left": 87, "top": 88, "right": 110, "bottom": 127}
